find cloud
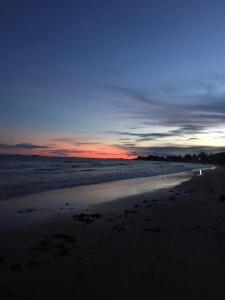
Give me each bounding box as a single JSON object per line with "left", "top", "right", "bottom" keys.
{"left": 109, "top": 86, "right": 160, "bottom": 106}
{"left": 111, "top": 131, "right": 168, "bottom": 139}
{"left": 111, "top": 124, "right": 208, "bottom": 142}
{"left": 172, "top": 124, "right": 207, "bottom": 134}
{"left": 49, "top": 149, "right": 110, "bottom": 156}
{"left": 75, "top": 142, "right": 100, "bottom": 146}
{"left": 0, "top": 143, "right": 50, "bottom": 149}
{"left": 107, "top": 81, "right": 225, "bottom": 156}
{"left": 109, "top": 82, "right": 225, "bottom": 132}
{"left": 119, "top": 142, "right": 137, "bottom": 147}
{"left": 117, "top": 144, "right": 225, "bottom": 156}
{"left": 15, "top": 143, "right": 50, "bottom": 149}
{"left": 53, "top": 137, "right": 99, "bottom": 146}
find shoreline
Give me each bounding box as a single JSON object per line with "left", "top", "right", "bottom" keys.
{"left": 0, "top": 167, "right": 225, "bottom": 299}
{"left": 0, "top": 159, "right": 209, "bottom": 201}
{"left": 0, "top": 168, "right": 208, "bottom": 229}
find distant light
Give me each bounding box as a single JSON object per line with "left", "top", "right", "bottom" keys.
{"left": 199, "top": 170, "right": 202, "bottom": 176}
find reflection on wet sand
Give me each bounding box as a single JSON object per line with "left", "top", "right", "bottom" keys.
{"left": 0, "top": 169, "right": 210, "bottom": 228}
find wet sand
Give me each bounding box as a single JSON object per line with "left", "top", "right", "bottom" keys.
{"left": 0, "top": 167, "right": 225, "bottom": 299}
{"left": 0, "top": 170, "right": 198, "bottom": 228}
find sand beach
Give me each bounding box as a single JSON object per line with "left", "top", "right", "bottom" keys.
{"left": 0, "top": 167, "right": 225, "bottom": 299}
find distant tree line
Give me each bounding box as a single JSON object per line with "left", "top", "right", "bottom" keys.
{"left": 136, "top": 152, "right": 225, "bottom": 165}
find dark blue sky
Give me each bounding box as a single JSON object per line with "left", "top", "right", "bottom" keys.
{"left": 1, "top": 0, "right": 225, "bottom": 157}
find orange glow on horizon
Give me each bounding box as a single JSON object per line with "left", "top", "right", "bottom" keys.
{"left": 0, "top": 142, "right": 135, "bottom": 159}
{"left": 47, "top": 141, "right": 135, "bottom": 159}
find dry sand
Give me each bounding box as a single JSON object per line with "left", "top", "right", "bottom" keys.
{"left": 0, "top": 167, "right": 225, "bottom": 300}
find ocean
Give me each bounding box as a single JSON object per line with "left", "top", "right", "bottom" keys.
{"left": 0, "top": 155, "right": 207, "bottom": 201}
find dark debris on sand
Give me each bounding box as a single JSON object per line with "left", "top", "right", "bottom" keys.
{"left": 219, "top": 194, "right": 225, "bottom": 202}
{"left": 72, "top": 213, "right": 102, "bottom": 223}
{"left": 52, "top": 233, "right": 76, "bottom": 243}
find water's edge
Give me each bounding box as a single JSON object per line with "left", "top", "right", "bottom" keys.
{"left": 0, "top": 166, "right": 214, "bottom": 229}
{"left": 0, "top": 157, "right": 210, "bottom": 201}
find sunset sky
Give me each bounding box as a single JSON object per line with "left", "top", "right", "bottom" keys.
{"left": 1, "top": 0, "right": 225, "bottom": 158}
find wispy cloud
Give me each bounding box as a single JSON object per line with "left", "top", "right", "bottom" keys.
{"left": 53, "top": 137, "right": 100, "bottom": 146}
{"left": 0, "top": 143, "right": 50, "bottom": 149}
{"left": 75, "top": 142, "right": 100, "bottom": 146}
{"left": 111, "top": 124, "right": 208, "bottom": 142}
{"left": 109, "top": 81, "right": 225, "bottom": 131}
{"left": 117, "top": 144, "right": 225, "bottom": 156}
{"left": 108, "top": 80, "right": 225, "bottom": 156}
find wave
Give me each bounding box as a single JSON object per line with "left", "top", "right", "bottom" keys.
{"left": 0, "top": 156, "right": 207, "bottom": 201}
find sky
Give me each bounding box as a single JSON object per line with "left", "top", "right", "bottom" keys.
{"left": 1, "top": 0, "right": 225, "bottom": 158}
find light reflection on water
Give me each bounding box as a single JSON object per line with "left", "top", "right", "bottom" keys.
{"left": 0, "top": 168, "right": 210, "bottom": 229}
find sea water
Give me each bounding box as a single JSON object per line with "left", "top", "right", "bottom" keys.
{"left": 0, "top": 155, "right": 206, "bottom": 201}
